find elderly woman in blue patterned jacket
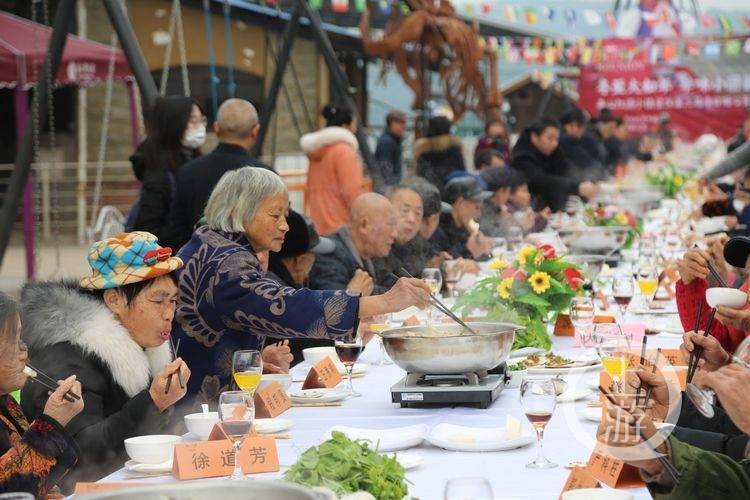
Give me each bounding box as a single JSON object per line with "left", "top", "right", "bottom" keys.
{"left": 173, "top": 166, "right": 430, "bottom": 407}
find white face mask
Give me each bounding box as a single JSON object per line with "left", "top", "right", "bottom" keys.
{"left": 182, "top": 125, "right": 206, "bottom": 149}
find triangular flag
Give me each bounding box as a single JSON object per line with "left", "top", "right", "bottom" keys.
{"left": 331, "top": 0, "right": 349, "bottom": 13}
{"left": 464, "top": 2, "right": 475, "bottom": 17}
{"left": 399, "top": 1, "right": 409, "bottom": 15}
{"left": 725, "top": 39, "right": 741, "bottom": 56}
{"left": 377, "top": 0, "right": 391, "bottom": 15}
{"left": 583, "top": 9, "right": 602, "bottom": 26}
{"left": 605, "top": 12, "right": 617, "bottom": 30}
{"left": 564, "top": 8, "right": 577, "bottom": 26}
{"left": 700, "top": 14, "right": 716, "bottom": 28}
{"left": 504, "top": 5, "right": 517, "bottom": 23}
{"left": 704, "top": 41, "right": 721, "bottom": 60}
{"left": 309, "top": 0, "right": 323, "bottom": 10}
{"left": 744, "top": 38, "right": 750, "bottom": 55}
{"left": 524, "top": 7, "right": 538, "bottom": 25}
{"left": 354, "top": 0, "right": 365, "bottom": 13}
{"left": 481, "top": 2, "right": 491, "bottom": 15}
{"left": 718, "top": 15, "right": 732, "bottom": 34}
{"left": 743, "top": 15, "right": 750, "bottom": 30}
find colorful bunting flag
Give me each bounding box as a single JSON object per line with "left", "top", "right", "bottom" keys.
{"left": 725, "top": 39, "right": 741, "bottom": 56}
{"left": 745, "top": 39, "right": 750, "bottom": 55}
{"left": 503, "top": 5, "right": 516, "bottom": 23}
{"left": 704, "top": 41, "right": 721, "bottom": 60}
{"left": 354, "top": 0, "right": 365, "bottom": 13}
{"left": 309, "top": 0, "right": 323, "bottom": 10}
{"left": 605, "top": 12, "right": 617, "bottom": 30}
{"left": 743, "top": 16, "right": 750, "bottom": 30}
{"left": 582, "top": 9, "right": 601, "bottom": 26}
{"left": 480, "top": 2, "right": 491, "bottom": 15}
{"left": 701, "top": 14, "right": 716, "bottom": 28}
{"left": 331, "top": 0, "right": 348, "bottom": 13}
{"left": 718, "top": 15, "right": 732, "bottom": 34}
{"left": 564, "top": 8, "right": 577, "bottom": 26}
{"left": 524, "top": 7, "right": 538, "bottom": 25}
{"left": 377, "top": 0, "right": 391, "bottom": 15}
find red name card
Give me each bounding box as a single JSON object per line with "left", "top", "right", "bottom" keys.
{"left": 74, "top": 482, "right": 139, "bottom": 495}
{"left": 559, "top": 467, "right": 600, "bottom": 499}
{"left": 172, "top": 435, "right": 279, "bottom": 480}
{"left": 302, "top": 356, "right": 342, "bottom": 389}
{"left": 586, "top": 443, "right": 643, "bottom": 488}
{"left": 254, "top": 381, "right": 291, "bottom": 418}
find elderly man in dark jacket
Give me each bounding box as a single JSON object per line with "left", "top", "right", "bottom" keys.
{"left": 373, "top": 110, "right": 407, "bottom": 192}
{"left": 430, "top": 176, "right": 492, "bottom": 259}
{"left": 310, "top": 193, "right": 397, "bottom": 294}
{"left": 171, "top": 98, "right": 274, "bottom": 248}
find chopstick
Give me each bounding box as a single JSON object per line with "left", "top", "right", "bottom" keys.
{"left": 598, "top": 385, "right": 681, "bottom": 485}
{"left": 635, "top": 336, "right": 648, "bottom": 406}
{"left": 693, "top": 302, "right": 703, "bottom": 333}
{"left": 396, "top": 268, "right": 479, "bottom": 335}
{"left": 165, "top": 337, "right": 183, "bottom": 394}
{"left": 24, "top": 365, "right": 80, "bottom": 402}
{"left": 707, "top": 260, "right": 728, "bottom": 288}
{"left": 687, "top": 309, "right": 716, "bottom": 383}
{"left": 642, "top": 348, "right": 661, "bottom": 407}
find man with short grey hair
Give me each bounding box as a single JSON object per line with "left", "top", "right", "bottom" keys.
{"left": 171, "top": 98, "right": 274, "bottom": 247}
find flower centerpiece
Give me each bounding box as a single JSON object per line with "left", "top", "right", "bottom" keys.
{"left": 583, "top": 204, "right": 642, "bottom": 249}
{"left": 454, "top": 244, "right": 583, "bottom": 350}
{"left": 645, "top": 162, "right": 689, "bottom": 198}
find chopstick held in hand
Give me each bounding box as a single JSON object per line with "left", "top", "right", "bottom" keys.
{"left": 165, "top": 337, "right": 183, "bottom": 394}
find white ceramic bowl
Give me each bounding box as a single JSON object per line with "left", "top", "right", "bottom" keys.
{"left": 258, "top": 373, "right": 293, "bottom": 392}
{"left": 184, "top": 412, "right": 219, "bottom": 440}
{"left": 505, "top": 369, "right": 527, "bottom": 389}
{"left": 124, "top": 435, "right": 181, "bottom": 464}
{"left": 562, "top": 489, "right": 633, "bottom": 500}
{"left": 302, "top": 347, "right": 344, "bottom": 371}
{"left": 706, "top": 287, "right": 747, "bottom": 309}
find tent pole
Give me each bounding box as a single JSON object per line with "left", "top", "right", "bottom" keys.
{"left": 14, "top": 88, "right": 34, "bottom": 281}
{"left": 0, "top": 0, "right": 74, "bottom": 274}
{"left": 76, "top": 0, "right": 88, "bottom": 245}
{"left": 126, "top": 80, "right": 140, "bottom": 147}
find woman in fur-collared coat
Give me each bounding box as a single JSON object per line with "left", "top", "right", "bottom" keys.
{"left": 20, "top": 232, "right": 191, "bottom": 492}
{"left": 414, "top": 115, "right": 466, "bottom": 192}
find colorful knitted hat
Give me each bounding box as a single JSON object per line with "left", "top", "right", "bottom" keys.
{"left": 80, "top": 231, "right": 183, "bottom": 290}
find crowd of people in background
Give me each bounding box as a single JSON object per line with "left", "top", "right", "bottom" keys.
{"left": 5, "top": 90, "right": 750, "bottom": 498}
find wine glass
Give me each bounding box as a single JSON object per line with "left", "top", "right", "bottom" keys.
{"left": 685, "top": 336, "right": 750, "bottom": 418}
{"left": 612, "top": 274, "right": 635, "bottom": 320}
{"left": 490, "top": 237, "right": 508, "bottom": 257}
{"left": 506, "top": 226, "right": 523, "bottom": 251}
{"left": 368, "top": 314, "right": 392, "bottom": 366}
{"left": 593, "top": 323, "right": 630, "bottom": 393}
{"left": 520, "top": 379, "right": 557, "bottom": 469}
{"left": 444, "top": 477, "right": 494, "bottom": 500}
{"left": 636, "top": 264, "right": 659, "bottom": 307}
{"left": 335, "top": 333, "right": 365, "bottom": 397}
{"left": 422, "top": 268, "right": 442, "bottom": 324}
{"left": 232, "top": 350, "right": 263, "bottom": 394}
{"left": 218, "top": 391, "right": 255, "bottom": 480}
{"left": 570, "top": 296, "right": 595, "bottom": 344}
{"left": 442, "top": 259, "right": 463, "bottom": 298}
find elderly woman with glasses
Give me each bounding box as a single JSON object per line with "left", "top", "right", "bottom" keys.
{"left": 173, "top": 167, "right": 431, "bottom": 407}
{"left": 0, "top": 292, "right": 82, "bottom": 497}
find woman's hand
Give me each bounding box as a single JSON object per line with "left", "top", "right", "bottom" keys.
{"left": 262, "top": 340, "right": 293, "bottom": 373}
{"left": 715, "top": 305, "right": 750, "bottom": 332}
{"left": 680, "top": 330, "right": 730, "bottom": 372}
{"left": 347, "top": 269, "right": 374, "bottom": 297}
{"left": 384, "top": 278, "right": 431, "bottom": 311}
{"left": 676, "top": 247, "right": 711, "bottom": 284}
{"left": 149, "top": 358, "right": 191, "bottom": 412}
{"left": 43, "top": 375, "right": 84, "bottom": 427}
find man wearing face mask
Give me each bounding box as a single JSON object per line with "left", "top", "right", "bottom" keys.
{"left": 129, "top": 96, "right": 205, "bottom": 249}
{"left": 170, "top": 99, "right": 275, "bottom": 248}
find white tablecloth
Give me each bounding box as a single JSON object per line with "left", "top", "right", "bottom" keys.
{"left": 99, "top": 309, "right": 683, "bottom": 500}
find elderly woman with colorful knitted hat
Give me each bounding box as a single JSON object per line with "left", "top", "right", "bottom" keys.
{"left": 172, "top": 166, "right": 431, "bottom": 409}
{"left": 20, "top": 232, "right": 191, "bottom": 492}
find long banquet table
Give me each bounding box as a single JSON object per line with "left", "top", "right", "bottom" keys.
{"left": 98, "top": 304, "right": 685, "bottom": 500}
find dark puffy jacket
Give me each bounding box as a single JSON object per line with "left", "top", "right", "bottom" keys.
{"left": 414, "top": 134, "right": 466, "bottom": 192}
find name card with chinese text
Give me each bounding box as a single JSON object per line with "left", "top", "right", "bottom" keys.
{"left": 74, "top": 483, "right": 139, "bottom": 495}
{"left": 172, "top": 435, "right": 279, "bottom": 480}
{"left": 586, "top": 443, "right": 643, "bottom": 488}
{"left": 254, "top": 381, "right": 291, "bottom": 418}
{"left": 661, "top": 348, "right": 685, "bottom": 366}
{"left": 559, "top": 467, "right": 600, "bottom": 499}
{"left": 302, "top": 356, "right": 342, "bottom": 389}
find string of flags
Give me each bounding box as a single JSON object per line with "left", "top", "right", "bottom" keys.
{"left": 304, "top": 0, "right": 750, "bottom": 37}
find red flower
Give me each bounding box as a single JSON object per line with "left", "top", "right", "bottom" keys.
{"left": 595, "top": 207, "right": 606, "bottom": 218}
{"left": 626, "top": 212, "right": 637, "bottom": 227}
{"left": 537, "top": 244, "right": 556, "bottom": 259}
{"left": 563, "top": 267, "right": 584, "bottom": 290}
{"left": 501, "top": 267, "right": 526, "bottom": 281}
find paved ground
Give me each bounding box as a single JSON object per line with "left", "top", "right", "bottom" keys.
{"left": 0, "top": 243, "right": 91, "bottom": 296}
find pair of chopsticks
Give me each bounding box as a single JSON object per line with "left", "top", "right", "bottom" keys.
{"left": 164, "top": 337, "right": 184, "bottom": 394}
{"left": 394, "top": 268, "right": 478, "bottom": 335}
{"left": 707, "top": 260, "right": 728, "bottom": 288}
{"left": 598, "top": 385, "right": 681, "bottom": 485}
{"left": 24, "top": 364, "right": 80, "bottom": 403}
{"left": 687, "top": 309, "right": 717, "bottom": 383}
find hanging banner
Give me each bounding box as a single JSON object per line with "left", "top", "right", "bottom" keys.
{"left": 579, "top": 37, "right": 750, "bottom": 141}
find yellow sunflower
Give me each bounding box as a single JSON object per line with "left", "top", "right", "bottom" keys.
{"left": 489, "top": 258, "right": 509, "bottom": 271}
{"left": 528, "top": 271, "right": 551, "bottom": 294}
{"left": 516, "top": 246, "right": 535, "bottom": 265}
{"left": 673, "top": 175, "right": 684, "bottom": 187}
{"left": 614, "top": 212, "right": 629, "bottom": 226}
{"left": 497, "top": 278, "right": 514, "bottom": 299}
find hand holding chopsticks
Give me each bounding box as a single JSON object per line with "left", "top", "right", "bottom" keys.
{"left": 165, "top": 337, "right": 184, "bottom": 394}
{"left": 24, "top": 364, "right": 81, "bottom": 403}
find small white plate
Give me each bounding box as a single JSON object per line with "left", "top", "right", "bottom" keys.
{"left": 557, "top": 388, "right": 593, "bottom": 403}
{"left": 290, "top": 388, "right": 348, "bottom": 404}
{"left": 254, "top": 418, "right": 294, "bottom": 434}
{"left": 384, "top": 452, "right": 423, "bottom": 470}
{"left": 526, "top": 356, "right": 601, "bottom": 375}
{"left": 124, "top": 459, "right": 172, "bottom": 474}
{"left": 509, "top": 347, "right": 546, "bottom": 358}
{"left": 579, "top": 407, "right": 602, "bottom": 422}
{"left": 426, "top": 423, "right": 534, "bottom": 452}
{"left": 325, "top": 424, "right": 428, "bottom": 452}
